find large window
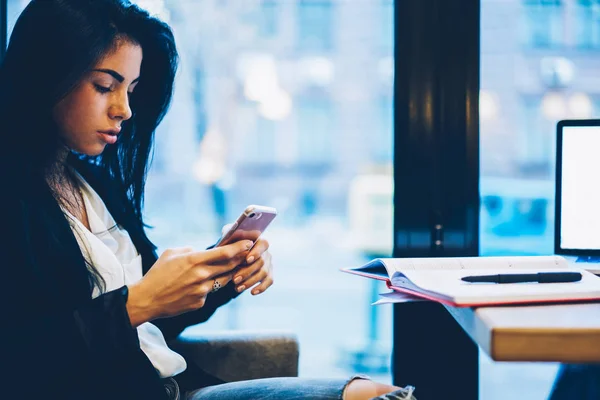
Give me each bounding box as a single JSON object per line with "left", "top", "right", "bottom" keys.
{"left": 136, "top": 0, "right": 395, "bottom": 381}
{"left": 143, "top": 0, "right": 395, "bottom": 380}
{"left": 522, "top": 0, "right": 564, "bottom": 48}
{"left": 258, "top": 0, "right": 279, "bottom": 39}
{"left": 296, "top": 0, "right": 334, "bottom": 53}
{"left": 7, "top": 0, "right": 27, "bottom": 37}
{"left": 482, "top": 0, "right": 600, "bottom": 398}
{"left": 576, "top": 0, "right": 600, "bottom": 49}
{"left": 380, "top": 0, "right": 394, "bottom": 52}
{"left": 296, "top": 95, "right": 334, "bottom": 163}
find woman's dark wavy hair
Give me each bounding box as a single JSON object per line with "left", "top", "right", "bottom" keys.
{"left": 0, "top": 0, "right": 178, "bottom": 292}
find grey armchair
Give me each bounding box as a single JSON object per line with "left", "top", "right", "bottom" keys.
{"left": 168, "top": 330, "right": 300, "bottom": 383}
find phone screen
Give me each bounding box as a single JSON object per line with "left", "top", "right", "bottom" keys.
{"left": 216, "top": 206, "right": 277, "bottom": 247}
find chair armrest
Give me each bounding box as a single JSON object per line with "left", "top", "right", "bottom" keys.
{"left": 168, "top": 330, "right": 299, "bottom": 383}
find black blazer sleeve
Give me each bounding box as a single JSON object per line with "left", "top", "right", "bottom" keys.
{"left": 4, "top": 288, "right": 167, "bottom": 399}
{"left": 1, "top": 193, "right": 168, "bottom": 400}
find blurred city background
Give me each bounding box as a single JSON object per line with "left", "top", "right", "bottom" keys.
{"left": 9, "top": 0, "right": 600, "bottom": 398}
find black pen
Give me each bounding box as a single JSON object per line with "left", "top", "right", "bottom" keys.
{"left": 461, "top": 272, "right": 582, "bottom": 284}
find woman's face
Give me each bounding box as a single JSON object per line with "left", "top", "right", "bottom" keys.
{"left": 53, "top": 39, "right": 143, "bottom": 156}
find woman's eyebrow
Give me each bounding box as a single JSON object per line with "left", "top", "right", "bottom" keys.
{"left": 92, "top": 68, "right": 140, "bottom": 84}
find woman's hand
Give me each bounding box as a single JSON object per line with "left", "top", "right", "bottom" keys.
{"left": 231, "top": 238, "right": 274, "bottom": 296}
{"left": 126, "top": 240, "right": 253, "bottom": 327}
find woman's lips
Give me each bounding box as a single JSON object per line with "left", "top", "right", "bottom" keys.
{"left": 98, "top": 131, "right": 118, "bottom": 144}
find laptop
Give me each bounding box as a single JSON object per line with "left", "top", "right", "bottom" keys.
{"left": 555, "top": 119, "right": 600, "bottom": 274}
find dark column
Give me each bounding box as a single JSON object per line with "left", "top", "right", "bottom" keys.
{"left": 392, "top": 0, "right": 480, "bottom": 399}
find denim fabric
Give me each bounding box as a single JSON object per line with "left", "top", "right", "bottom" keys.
{"left": 184, "top": 375, "right": 369, "bottom": 400}
{"left": 549, "top": 364, "right": 600, "bottom": 400}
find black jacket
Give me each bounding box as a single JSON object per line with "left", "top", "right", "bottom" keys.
{"left": 1, "top": 157, "right": 238, "bottom": 399}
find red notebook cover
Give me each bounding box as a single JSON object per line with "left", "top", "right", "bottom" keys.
{"left": 341, "top": 259, "right": 600, "bottom": 308}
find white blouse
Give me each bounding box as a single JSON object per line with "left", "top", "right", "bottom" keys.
{"left": 62, "top": 171, "right": 187, "bottom": 379}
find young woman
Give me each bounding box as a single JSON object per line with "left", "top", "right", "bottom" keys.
{"left": 0, "top": 1, "right": 416, "bottom": 399}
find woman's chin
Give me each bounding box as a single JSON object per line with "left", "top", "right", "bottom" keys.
{"left": 89, "top": 144, "right": 108, "bottom": 156}
{"left": 73, "top": 143, "right": 108, "bottom": 157}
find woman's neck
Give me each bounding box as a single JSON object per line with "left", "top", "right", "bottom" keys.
{"left": 45, "top": 148, "right": 89, "bottom": 229}
{"left": 45, "top": 146, "right": 73, "bottom": 190}
{"left": 45, "top": 145, "right": 89, "bottom": 223}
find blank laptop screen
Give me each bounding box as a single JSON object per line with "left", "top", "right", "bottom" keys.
{"left": 560, "top": 125, "right": 600, "bottom": 251}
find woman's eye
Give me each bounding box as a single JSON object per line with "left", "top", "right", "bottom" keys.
{"left": 94, "top": 84, "right": 111, "bottom": 94}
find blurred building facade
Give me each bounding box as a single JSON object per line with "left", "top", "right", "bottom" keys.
{"left": 481, "top": 0, "right": 600, "bottom": 254}
{"left": 144, "top": 0, "right": 395, "bottom": 228}
{"left": 482, "top": 0, "right": 600, "bottom": 178}
{"left": 143, "top": 0, "right": 600, "bottom": 249}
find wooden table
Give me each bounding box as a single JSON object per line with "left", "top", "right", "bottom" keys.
{"left": 446, "top": 302, "right": 600, "bottom": 363}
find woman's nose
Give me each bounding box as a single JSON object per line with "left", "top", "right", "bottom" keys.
{"left": 109, "top": 91, "right": 132, "bottom": 121}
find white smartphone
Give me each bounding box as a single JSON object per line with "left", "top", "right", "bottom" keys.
{"left": 214, "top": 205, "right": 278, "bottom": 248}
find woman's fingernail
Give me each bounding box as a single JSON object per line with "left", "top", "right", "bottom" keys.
{"left": 246, "top": 241, "right": 253, "bottom": 249}
{"left": 246, "top": 256, "right": 255, "bottom": 264}
{"left": 252, "top": 289, "right": 260, "bottom": 295}
{"left": 237, "top": 285, "right": 246, "bottom": 292}
{"left": 234, "top": 276, "right": 242, "bottom": 284}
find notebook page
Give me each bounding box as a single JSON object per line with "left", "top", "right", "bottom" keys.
{"left": 398, "top": 268, "right": 600, "bottom": 305}
{"left": 381, "top": 256, "right": 567, "bottom": 274}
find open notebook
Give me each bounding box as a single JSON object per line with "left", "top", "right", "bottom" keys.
{"left": 342, "top": 256, "right": 600, "bottom": 307}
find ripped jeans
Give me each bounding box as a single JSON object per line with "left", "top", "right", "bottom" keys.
{"left": 163, "top": 374, "right": 418, "bottom": 400}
